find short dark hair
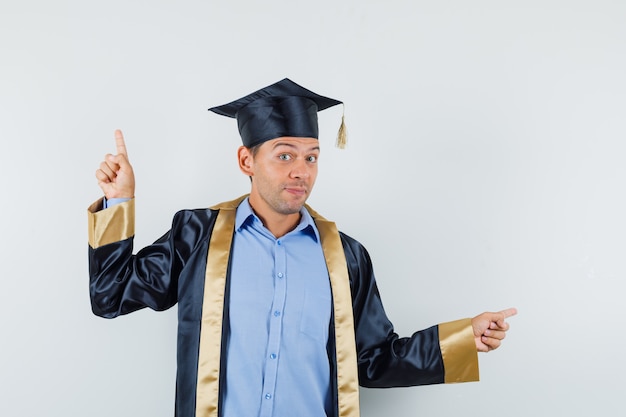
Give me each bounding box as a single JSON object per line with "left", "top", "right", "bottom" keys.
{"left": 248, "top": 143, "right": 262, "bottom": 158}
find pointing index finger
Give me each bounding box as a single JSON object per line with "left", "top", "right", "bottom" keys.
{"left": 114, "top": 129, "right": 128, "bottom": 157}
{"left": 500, "top": 307, "right": 518, "bottom": 320}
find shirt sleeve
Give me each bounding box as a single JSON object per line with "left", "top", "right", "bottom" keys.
{"left": 103, "top": 197, "right": 131, "bottom": 208}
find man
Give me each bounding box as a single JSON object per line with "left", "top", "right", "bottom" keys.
{"left": 88, "top": 78, "right": 516, "bottom": 417}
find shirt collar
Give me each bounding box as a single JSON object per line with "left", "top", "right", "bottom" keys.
{"left": 235, "top": 197, "right": 320, "bottom": 242}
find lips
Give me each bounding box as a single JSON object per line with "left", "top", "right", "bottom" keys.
{"left": 284, "top": 187, "right": 307, "bottom": 196}
{"left": 283, "top": 184, "right": 308, "bottom": 196}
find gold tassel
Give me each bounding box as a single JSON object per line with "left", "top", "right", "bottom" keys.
{"left": 335, "top": 104, "right": 347, "bottom": 149}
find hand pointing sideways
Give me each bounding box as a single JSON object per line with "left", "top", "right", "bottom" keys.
{"left": 472, "top": 308, "right": 518, "bottom": 352}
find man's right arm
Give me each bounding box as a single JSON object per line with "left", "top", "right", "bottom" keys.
{"left": 88, "top": 130, "right": 177, "bottom": 317}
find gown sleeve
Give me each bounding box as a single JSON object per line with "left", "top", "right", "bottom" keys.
{"left": 87, "top": 198, "right": 214, "bottom": 318}
{"left": 339, "top": 232, "right": 479, "bottom": 387}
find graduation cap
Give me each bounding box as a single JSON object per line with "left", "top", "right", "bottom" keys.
{"left": 208, "top": 78, "right": 346, "bottom": 149}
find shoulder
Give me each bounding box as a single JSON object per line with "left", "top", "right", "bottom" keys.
{"left": 338, "top": 230, "right": 373, "bottom": 266}
{"left": 171, "top": 207, "right": 219, "bottom": 225}
{"left": 171, "top": 195, "right": 246, "bottom": 235}
{"left": 169, "top": 207, "right": 220, "bottom": 240}
{"left": 339, "top": 230, "right": 367, "bottom": 252}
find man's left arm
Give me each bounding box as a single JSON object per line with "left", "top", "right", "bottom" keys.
{"left": 341, "top": 233, "right": 516, "bottom": 387}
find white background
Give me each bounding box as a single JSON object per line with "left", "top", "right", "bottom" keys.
{"left": 1, "top": 1, "right": 625, "bottom": 416}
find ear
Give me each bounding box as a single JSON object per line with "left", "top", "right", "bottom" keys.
{"left": 237, "top": 146, "right": 254, "bottom": 177}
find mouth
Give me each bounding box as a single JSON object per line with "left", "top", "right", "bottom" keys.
{"left": 283, "top": 186, "right": 308, "bottom": 196}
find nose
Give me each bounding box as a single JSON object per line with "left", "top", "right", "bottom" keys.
{"left": 290, "top": 157, "right": 310, "bottom": 179}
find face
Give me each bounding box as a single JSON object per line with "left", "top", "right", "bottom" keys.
{"left": 239, "top": 137, "right": 320, "bottom": 217}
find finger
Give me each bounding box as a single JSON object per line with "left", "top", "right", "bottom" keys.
{"left": 114, "top": 129, "right": 128, "bottom": 158}
{"left": 107, "top": 145, "right": 134, "bottom": 173}
{"left": 490, "top": 308, "right": 517, "bottom": 329}
{"left": 476, "top": 343, "right": 489, "bottom": 353}
{"left": 500, "top": 307, "right": 518, "bottom": 319}
{"left": 481, "top": 336, "right": 502, "bottom": 351}
{"left": 489, "top": 320, "right": 510, "bottom": 331}
{"left": 95, "top": 169, "right": 113, "bottom": 184}
{"left": 100, "top": 159, "right": 119, "bottom": 178}
{"left": 484, "top": 329, "right": 507, "bottom": 340}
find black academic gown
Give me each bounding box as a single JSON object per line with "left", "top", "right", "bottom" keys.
{"left": 88, "top": 197, "right": 478, "bottom": 417}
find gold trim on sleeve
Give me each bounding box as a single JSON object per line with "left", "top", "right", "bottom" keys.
{"left": 439, "top": 318, "right": 479, "bottom": 383}
{"left": 87, "top": 198, "right": 135, "bottom": 248}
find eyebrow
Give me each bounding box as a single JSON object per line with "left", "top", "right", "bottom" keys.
{"left": 272, "top": 142, "right": 320, "bottom": 152}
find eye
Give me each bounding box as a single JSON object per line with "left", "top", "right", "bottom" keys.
{"left": 278, "top": 153, "right": 292, "bottom": 161}
{"left": 306, "top": 155, "right": 317, "bottom": 163}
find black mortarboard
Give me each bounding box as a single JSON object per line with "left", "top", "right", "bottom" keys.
{"left": 208, "top": 78, "right": 346, "bottom": 148}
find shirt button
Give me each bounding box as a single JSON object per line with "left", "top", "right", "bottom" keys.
{"left": 265, "top": 393, "right": 272, "bottom": 400}
{"left": 277, "top": 240, "right": 281, "bottom": 246}
{"left": 270, "top": 353, "right": 277, "bottom": 359}
{"left": 277, "top": 272, "right": 283, "bottom": 278}
{"left": 274, "top": 311, "right": 281, "bottom": 317}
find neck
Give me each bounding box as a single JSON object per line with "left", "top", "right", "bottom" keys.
{"left": 248, "top": 198, "right": 302, "bottom": 239}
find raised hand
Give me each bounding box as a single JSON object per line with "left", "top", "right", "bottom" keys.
{"left": 471, "top": 307, "right": 517, "bottom": 352}
{"left": 95, "top": 129, "right": 135, "bottom": 199}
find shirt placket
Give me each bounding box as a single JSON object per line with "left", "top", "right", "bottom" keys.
{"left": 259, "top": 238, "right": 287, "bottom": 417}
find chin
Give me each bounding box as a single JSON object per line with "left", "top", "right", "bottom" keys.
{"left": 276, "top": 200, "right": 305, "bottom": 215}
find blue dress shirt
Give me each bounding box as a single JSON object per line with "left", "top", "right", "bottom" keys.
{"left": 223, "top": 198, "right": 332, "bottom": 417}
